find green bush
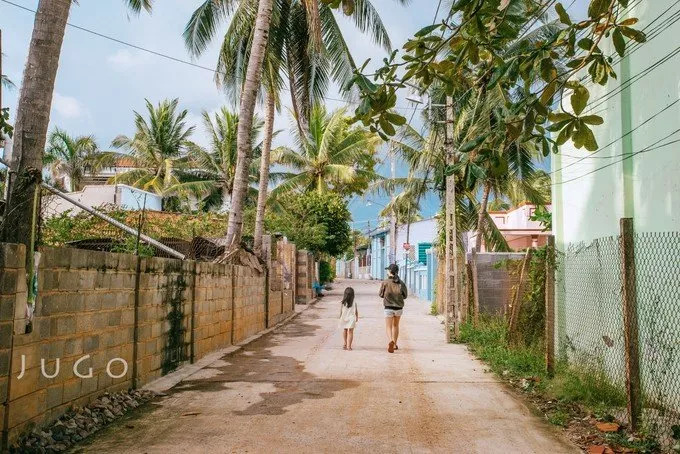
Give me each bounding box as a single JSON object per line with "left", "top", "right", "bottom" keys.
{"left": 266, "top": 191, "right": 351, "bottom": 257}
{"left": 319, "top": 260, "right": 334, "bottom": 284}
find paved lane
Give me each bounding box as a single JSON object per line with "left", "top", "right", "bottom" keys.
{"left": 74, "top": 279, "right": 577, "bottom": 454}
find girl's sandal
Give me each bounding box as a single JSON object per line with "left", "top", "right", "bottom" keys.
{"left": 343, "top": 345, "right": 347, "bottom": 350}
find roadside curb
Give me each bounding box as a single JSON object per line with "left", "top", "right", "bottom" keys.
{"left": 143, "top": 297, "right": 321, "bottom": 394}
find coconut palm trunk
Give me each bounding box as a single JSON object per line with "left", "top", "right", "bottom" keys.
{"left": 220, "top": 186, "right": 232, "bottom": 213}
{"left": 475, "top": 181, "right": 492, "bottom": 252}
{"left": 1, "top": 0, "right": 71, "bottom": 247}
{"left": 225, "top": 0, "right": 274, "bottom": 247}
{"left": 253, "top": 90, "right": 276, "bottom": 256}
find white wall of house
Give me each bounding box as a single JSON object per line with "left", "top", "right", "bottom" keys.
{"left": 44, "top": 184, "right": 162, "bottom": 217}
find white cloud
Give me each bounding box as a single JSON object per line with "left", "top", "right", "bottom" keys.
{"left": 52, "top": 93, "right": 84, "bottom": 119}
{"left": 107, "top": 49, "right": 147, "bottom": 71}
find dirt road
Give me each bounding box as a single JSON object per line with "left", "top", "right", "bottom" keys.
{"left": 74, "top": 279, "right": 577, "bottom": 454}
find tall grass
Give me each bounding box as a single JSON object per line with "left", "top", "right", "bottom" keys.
{"left": 460, "top": 316, "right": 627, "bottom": 413}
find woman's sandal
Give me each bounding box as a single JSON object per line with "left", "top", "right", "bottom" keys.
{"left": 388, "top": 341, "right": 395, "bottom": 353}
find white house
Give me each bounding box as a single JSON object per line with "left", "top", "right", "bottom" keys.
{"left": 43, "top": 184, "right": 162, "bottom": 217}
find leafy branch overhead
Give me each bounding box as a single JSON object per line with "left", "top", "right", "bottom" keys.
{"left": 346, "top": 0, "right": 646, "bottom": 154}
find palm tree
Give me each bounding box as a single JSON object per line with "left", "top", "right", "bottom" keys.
{"left": 450, "top": 83, "right": 551, "bottom": 252}
{"left": 111, "top": 99, "right": 208, "bottom": 211}
{"left": 188, "top": 107, "right": 265, "bottom": 212}
{"left": 271, "top": 105, "right": 380, "bottom": 197}
{"left": 43, "top": 128, "right": 116, "bottom": 192}
{"left": 1, "top": 64, "right": 15, "bottom": 91}
{"left": 183, "top": 0, "right": 408, "bottom": 248}
{"left": 186, "top": 1, "right": 286, "bottom": 254}
{"left": 184, "top": 0, "right": 405, "bottom": 137}
{"left": 1, "top": 0, "right": 151, "bottom": 247}
{"left": 389, "top": 122, "right": 544, "bottom": 253}
{"left": 1, "top": 51, "right": 16, "bottom": 143}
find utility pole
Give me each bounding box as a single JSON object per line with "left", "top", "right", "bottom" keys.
{"left": 1, "top": 28, "right": 3, "bottom": 124}
{"left": 389, "top": 142, "right": 397, "bottom": 267}
{"left": 445, "top": 95, "right": 460, "bottom": 341}
{"left": 353, "top": 230, "right": 358, "bottom": 279}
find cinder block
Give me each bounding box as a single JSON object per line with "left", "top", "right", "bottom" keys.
{"left": 83, "top": 335, "right": 100, "bottom": 353}
{"left": 62, "top": 378, "right": 81, "bottom": 402}
{"left": 0, "top": 243, "right": 26, "bottom": 269}
{"left": 0, "top": 349, "right": 9, "bottom": 375}
{"left": 84, "top": 296, "right": 102, "bottom": 312}
{"left": 64, "top": 338, "right": 83, "bottom": 357}
{"left": 107, "top": 310, "right": 122, "bottom": 327}
{"left": 10, "top": 365, "right": 40, "bottom": 400}
{"left": 42, "top": 247, "right": 72, "bottom": 270}
{"left": 80, "top": 374, "right": 99, "bottom": 396}
{"left": 45, "top": 383, "right": 63, "bottom": 410}
{"left": 7, "top": 389, "right": 47, "bottom": 429}
{"left": 56, "top": 316, "right": 77, "bottom": 336}
{"left": 0, "top": 269, "right": 18, "bottom": 295}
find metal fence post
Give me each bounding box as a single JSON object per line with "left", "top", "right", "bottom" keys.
{"left": 189, "top": 260, "right": 197, "bottom": 363}
{"left": 545, "top": 236, "right": 555, "bottom": 377}
{"left": 620, "top": 218, "right": 642, "bottom": 431}
{"left": 509, "top": 248, "right": 533, "bottom": 338}
{"left": 471, "top": 248, "right": 480, "bottom": 326}
{"left": 132, "top": 256, "right": 141, "bottom": 389}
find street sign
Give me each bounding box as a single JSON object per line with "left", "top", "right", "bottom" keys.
{"left": 403, "top": 243, "right": 410, "bottom": 250}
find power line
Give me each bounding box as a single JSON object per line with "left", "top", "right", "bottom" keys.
{"left": 549, "top": 129, "right": 680, "bottom": 187}
{"left": 583, "top": 43, "right": 680, "bottom": 114}
{"left": 548, "top": 97, "right": 680, "bottom": 175}
{"left": 0, "top": 0, "right": 424, "bottom": 112}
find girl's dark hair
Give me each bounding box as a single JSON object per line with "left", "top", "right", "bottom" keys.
{"left": 342, "top": 287, "right": 355, "bottom": 308}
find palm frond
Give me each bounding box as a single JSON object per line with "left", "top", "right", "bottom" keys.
{"left": 184, "top": 0, "right": 240, "bottom": 57}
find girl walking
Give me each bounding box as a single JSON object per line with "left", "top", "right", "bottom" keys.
{"left": 339, "top": 287, "right": 358, "bottom": 350}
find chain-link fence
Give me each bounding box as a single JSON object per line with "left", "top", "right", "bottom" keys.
{"left": 556, "top": 232, "right": 680, "bottom": 450}
{"left": 635, "top": 231, "right": 680, "bottom": 448}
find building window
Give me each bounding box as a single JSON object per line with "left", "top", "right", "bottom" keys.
{"left": 494, "top": 216, "right": 505, "bottom": 225}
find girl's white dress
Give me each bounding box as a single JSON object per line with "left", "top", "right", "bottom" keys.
{"left": 339, "top": 303, "right": 358, "bottom": 329}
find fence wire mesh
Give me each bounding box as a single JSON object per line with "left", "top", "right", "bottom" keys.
{"left": 556, "top": 233, "right": 680, "bottom": 450}
{"left": 38, "top": 187, "right": 235, "bottom": 262}
{"left": 634, "top": 231, "right": 680, "bottom": 448}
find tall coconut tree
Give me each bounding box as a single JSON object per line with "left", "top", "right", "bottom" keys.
{"left": 43, "top": 128, "right": 116, "bottom": 192}
{"left": 228, "top": 0, "right": 273, "bottom": 246}
{"left": 188, "top": 107, "right": 265, "bottom": 212}
{"left": 1, "top": 0, "right": 152, "bottom": 247}
{"left": 111, "top": 98, "right": 209, "bottom": 211}
{"left": 271, "top": 105, "right": 380, "bottom": 197}
{"left": 194, "top": 1, "right": 287, "bottom": 253}
{"left": 184, "top": 0, "right": 408, "bottom": 248}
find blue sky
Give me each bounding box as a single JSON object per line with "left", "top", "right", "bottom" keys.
{"left": 0, "top": 0, "right": 588, "bottom": 233}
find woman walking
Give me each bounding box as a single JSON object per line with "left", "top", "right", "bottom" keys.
{"left": 379, "top": 264, "right": 407, "bottom": 353}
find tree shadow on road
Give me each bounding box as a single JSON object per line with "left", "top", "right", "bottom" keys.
{"left": 164, "top": 308, "right": 359, "bottom": 416}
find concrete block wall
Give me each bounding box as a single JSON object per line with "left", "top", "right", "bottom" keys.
{"left": 5, "top": 246, "right": 138, "bottom": 444}
{"left": 0, "top": 239, "right": 306, "bottom": 446}
{"left": 192, "top": 262, "right": 232, "bottom": 360}
{"left": 232, "top": 266, "right": 266, "bottom": 343}
{"left": 0, "top": 243, "right": 27, "bottom": 437}
{"left": 135, "top": 257, "right": 194, "bottom": 386}
{"left": 296, "top": 251, "right": 313, "bottom": 304}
